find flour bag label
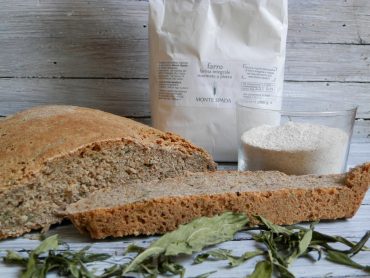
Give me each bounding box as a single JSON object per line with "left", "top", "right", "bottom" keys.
{"left": 149, "top": 0, "right": 288, "bottom": 161}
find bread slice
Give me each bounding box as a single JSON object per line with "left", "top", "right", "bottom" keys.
{"left": 65, "top": 163, "right": 370, "bottom": 239}
{"left": 0, "top": 105, "right": 216, "bottom": 239}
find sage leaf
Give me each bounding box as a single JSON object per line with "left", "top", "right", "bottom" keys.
{"left": 3, "top": 250, "right": 27, "bottom": 265}
{"left": 272, "top": 262, "right": 295, "bottom": 278}
{"left": 347, "top": 231, "right": 370, "bottom": 256}
{"left": 125, "top": 244, "right": 146, "bottom": 254}
{"left": 4, "top": 215, "right": 370, "bottom": 278}
{"left": 286, "top": 229, "right": 312, "bottom": 265}
{"left": 164, "top": 213, "right": 248, "bottom": 256}
{"left": 4, "top": 235, "right": 111, "bottom": 278}
{"left": 99, "top": 264, "right": 126, "bottom": 278}
{"left": 248, "top": 260, "right": 272, "bottom": 278}
{"left": 193, "top": 248, "right": 264, "bottom": 268}
{"left": 256, "top": 216, "right": 292, "bottom": 235}
{"left": 193, "top": 253, "right": 211, "bottom": 264}
{"left": 161, "top": 260, "right": 185, "bottom": 277}
{"left": 253, "top": 231, "right": 286, "bottom": 267}
{"left": 82, "top": 252, "right": 111, "bottom": 263}
{"left": 270, "top": 257, "right": 295, "bottom": 278}
{"left": 33, "top": 234, "right": 59, "bottom": 255}
{"left": 312, "top": 231, "right": 370, "bottom": 255}
{"left": 68, "top": 263, "right": 80, "bottom": 277}
{"left": 123, "top": 246, "right": 165, "bottom": 274}
{"left": 123, "top": 212, "right": 248, "bottom": 274}
{"left": 230, "top": 250, "right": 265, "bottom": 267}
{"left": 20, "top": 235, "right": 61, "bottom": 278}
{"left": 193, "top": 248, "right": 232, "bottom": 264}
{"left": 326, "top": 250, "right": 370, "bottom": 272}
{"left": 266, "top": 249, "right": 295, "bottom": 278}
{"left": 311, "top": 231, "right": 359, "bottom": 250}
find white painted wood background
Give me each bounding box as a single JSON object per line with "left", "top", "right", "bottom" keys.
{"left": 0, "top": 0, "right": 369, "bottom": 142}
{"left": 0, "top": 2, "right": 370, "bottom": 277}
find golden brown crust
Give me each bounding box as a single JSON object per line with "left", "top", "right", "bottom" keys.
{"left": 343, "top": 162, "right": 370, "bottom": 215}
{"left": 67, "top": 163, "right": 370, "bottom": 239}
{"left": 0, "top": 105, "right": 216, "bottom": 190}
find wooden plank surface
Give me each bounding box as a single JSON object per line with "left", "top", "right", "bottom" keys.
{"left": 0, "top": 40, "right": 369, "bottom": 82}
{"left": 288, "top": 0, "right": 370, "bottom": 44}
{"left": 0, "top": 146, "right": 369, "bottom": 278}
{"left": 0, "top": 78, "right": 149, "bottom": 117}
{"left": 1, "top": 0, "right": 369, "bottom": 44}
{"left": 1, "top": 79, "right": 369, "bottom": 141}
{"left": 1, "top": 79, "right": 370, "bottom": 117}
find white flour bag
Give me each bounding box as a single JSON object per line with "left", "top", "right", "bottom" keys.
{"left": 149, "top": 0, "right": 288, "bottom": 161}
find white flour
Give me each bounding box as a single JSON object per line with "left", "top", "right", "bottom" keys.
{"left": 239, "top": 122, "right": 349, "bottom": 175}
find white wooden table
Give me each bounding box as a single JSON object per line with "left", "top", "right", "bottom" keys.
{"left": 0, "top": 143, "right": 369, "bottom": 278}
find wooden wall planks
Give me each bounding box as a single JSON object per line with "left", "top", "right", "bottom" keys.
{"left": 0, "top": 0, "right": 369, "bottom": 140}
{"left": 0, "top": 41, "right": 369, "bottom": 81}
{"left": 0, "top": 78, "right": 149, "bottom": 117}
{"left": 1, "top": 0, "right": 369, "bottom": 43}
{"left": 1, "top": 79, "right": 369, "bottom": 119}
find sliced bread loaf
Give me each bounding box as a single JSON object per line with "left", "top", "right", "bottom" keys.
{"left": 0, "top": 105, "right": 216, "bottom": 239}
{"left": 65, "top": 163, "right": 370, "bottom": 239}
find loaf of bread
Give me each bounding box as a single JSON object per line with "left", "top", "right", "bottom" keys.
{"left": 0, "top": 105, "right": 216, "bottom": 239}
{"left": 65, "top": 163, "right": 370, "bottom": 239}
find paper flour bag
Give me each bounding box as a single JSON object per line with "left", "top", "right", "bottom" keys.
{"left": 149, "top": 0, "right": 288, "bottom": 161}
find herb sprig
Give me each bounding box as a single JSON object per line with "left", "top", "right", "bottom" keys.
{"left": 3, "top": 235, "right": 111, "bottom": 278}
{"left": 193, "top": 216, "right": 370, "bottom": 277}
{"left": 2, "top": 212, "right": 370, "bottom": 278}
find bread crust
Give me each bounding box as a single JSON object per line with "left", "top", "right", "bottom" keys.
{"left": 66, "top": 163, "right": 370, "bottom": 239}
{"left": 0, "top": 105, "right": 216, "bottom": 239}
{"left": 0, "top": 105, "right": 216, "bottom": 190}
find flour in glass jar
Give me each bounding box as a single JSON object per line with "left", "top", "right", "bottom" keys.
{"left": 240, "top": 122, "right": 349, "bottom": 175}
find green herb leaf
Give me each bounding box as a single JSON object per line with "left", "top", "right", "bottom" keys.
{"left": 194, "top": 249, "right": 265, "bottom": 267}
{"left": 268, "top": 254, "right": 295, "bottom": 278}
{"left": 347, "top": 231, "right": 370, "bottom": 256}
{"left": 248, "top": 260, "right": 273, "bottom": 278}
{"left": 310, "top": 229, "right": 370, "bottom": 255}
{"left": 194, "top": 248, "right": 264, "bottom": 268}
{"left": 311, "top": 231, "right": 358, "bottom": 249}
{"left": 326, "top": 250, "right": 370, "bottom": 272}
{"left": 256, "top": 216, "right": 292, "bottom": 235}
{"left": 123, "top": 212, "right": 248, "bottom": 274}
{"left": 161, "top": 259, "right": 185, "bottom": 278}
{"left": 123, "top": 246, "right": 165, "bottom": 274}
{"left": 32, "top": 234, "right": 59, "bottom": 255}
{"left": 19, "top": 235, "right": 61, "bottom": 278}
{"left": 163, "top": 212, "right": 248, "bottom": 256}
{"left": 125, "top": 243, "right": 146, "bottom": 254}
{"left": 230, "top": 250, "right": 265, "bottom": 267}
{"left": 253, "top": 231, "right": 286, "bottom": 267}
{"left": 3, "top": 215, "right": 370, "bottom": 278}
{"left": 286, "top": 229, "right": 312, "bottom": 265}
{"left": 193, "top": 248, "right": 233, "bottom": 264}
{"left": 81, "top": 252, "right": 111, "bottom": 263}
{"left": 100, "top": 264, "right": 126, "bottom": 278}
{"left": 4, "top": 235, "right": 111, "bottom": 278}
{"left": 193, "top": 253, "right": 211, "bottom": 264}
{"left": 272, "top": 261, "right": 295, "bottom": 278}
{"left": 3, "top": 250, "right": 27, "bottom": 265}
